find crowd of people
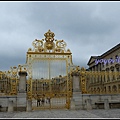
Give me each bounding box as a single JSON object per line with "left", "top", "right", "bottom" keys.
{"left": 37, "top": 97, "right": 51, "bottom": 107}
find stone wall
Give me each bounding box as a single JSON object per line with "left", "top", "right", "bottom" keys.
{"left": 71, "top": 93, "right": 120, "bottom": 110}
{"left": 0, "top": 96, "right": 17, "bottom": 112}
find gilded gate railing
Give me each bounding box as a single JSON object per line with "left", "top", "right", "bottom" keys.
{"left": 1, "top": 66, "right": 119, "bottom": 97}
{"left": 0, "top": 66, "right": 19, "bottom": 95}
{"left": 0, "top": 30, "right": 73, "bottom": 109}
{"left": 1, "top": 30, "right": 119, "bottom": 110}
{"left": 79, "top": 68, "right": 120, "bottom": 94}
{"left": 26, "top": 30, "right": 73, "bottom": 109}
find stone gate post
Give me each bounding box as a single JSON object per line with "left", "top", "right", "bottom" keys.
{"left": 18, "top": 71, "right": 27, "bottom": 93}
{"left": 71, "top": 70, "right": 81, "bottom": 92}
{"left": 17, "top": 70, "right": 27, "bottom": 111}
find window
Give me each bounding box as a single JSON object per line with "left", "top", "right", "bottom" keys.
{"left": 96, "top": 64, "right": 98, "bottom": 71}
{"left": 110, "top": 58, "right": 113, "bottom": 64}
{"left": 106, "top": 62, "right": 108, "bottom": 66}
{"left": 115, "top": 55, "right": 118, "bottom": 59}
{"left": 116, "top": 67, "right": 119, "bottom": 72}
{"left": 102, "top": 62, "right": 104, "bottom": 68}
{"left": 99, "top": 64, "right": 101, "bottom": 71}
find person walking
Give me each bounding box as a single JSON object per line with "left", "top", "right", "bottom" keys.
{"left": 37, "top": 98, "right": 41, "bottom": 107}
{"left": 41, "top": 97, "right": 45, "bottom": 106}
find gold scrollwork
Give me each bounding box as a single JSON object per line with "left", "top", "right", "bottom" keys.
{"left": 32, "top": 39, "right": 44, "bottom": 52}
{"left": 55, "top": 40, "right": 67, "bottom": 53}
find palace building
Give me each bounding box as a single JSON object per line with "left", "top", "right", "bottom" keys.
{"left": 87, "top": 43, "right": 120, "bottom": 72}
{"left": 87, "top": 43, "right": 120, "bottom": 94}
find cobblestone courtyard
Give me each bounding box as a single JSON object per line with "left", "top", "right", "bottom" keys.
{"left": 0, "top": 109, "right": 120, "bottom": 118}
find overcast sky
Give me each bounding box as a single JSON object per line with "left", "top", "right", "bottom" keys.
{"left": 0, "top": 1, "right": 120, "bottom": 71}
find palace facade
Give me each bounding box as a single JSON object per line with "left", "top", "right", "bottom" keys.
{"left": 87, "top": 43, "right": 120, "bottom": 72}
{"left": 87, "top": 43, "right": 120, "bottom": 94}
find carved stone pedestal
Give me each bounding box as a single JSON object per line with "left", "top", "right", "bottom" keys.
{"left": 17, "top": 93, "right": 27, "bottom": 111}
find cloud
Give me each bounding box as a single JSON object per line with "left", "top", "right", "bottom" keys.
{"left": 0, "top": 1, "right": 120, "bottom": 71}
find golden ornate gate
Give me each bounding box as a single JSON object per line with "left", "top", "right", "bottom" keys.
{"left": 26, "top": 30, "right": 73, "bottom": 109}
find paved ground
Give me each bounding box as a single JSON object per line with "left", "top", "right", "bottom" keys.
{"left": 0, "top": 109, "right": 120, "bottom": 118}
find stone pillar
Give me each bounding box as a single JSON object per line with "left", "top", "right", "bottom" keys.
{"left": 18, "top": 71, "right": 27, "bottom": 93}
{"left": 104, "top": 99, "right": 109, "bottom": 110}
{"left": 86, "top": 99, "right": 92, "bottom": 110}
{"left": 8, "top": 100, "right": 14, "bottom": 112}
{"left": 27, "top": 99, "right": 32, "bottom": 112}
{"left": 17, "top": 71, "right": 27, "bottom": 111}
{"left": 72, "top": 72, "right": 81, "bottom": 92}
